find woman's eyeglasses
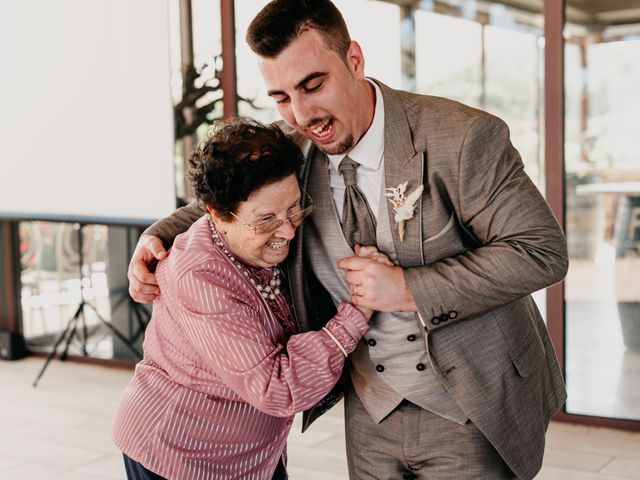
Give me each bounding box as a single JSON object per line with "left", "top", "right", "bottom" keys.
{"left": 229, "top": 189, "right": 315, "bottom": 235}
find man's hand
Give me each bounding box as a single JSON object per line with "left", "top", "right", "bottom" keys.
{"left": 339, "top": 246, "right": 417, "bottom": 312}
{"left": 128, "top": 234, "right": 167, "bottom": 303}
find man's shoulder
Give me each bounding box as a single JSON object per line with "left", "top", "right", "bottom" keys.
{"left": 374, "top": 78, "right": 496, "bottom": 127}
{"left": 402, "top": 90, "right": 490, "bottom": 124}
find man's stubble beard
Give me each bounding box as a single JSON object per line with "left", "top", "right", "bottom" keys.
{"left": 314, "top": 133, "right": 355, "bottom": 156}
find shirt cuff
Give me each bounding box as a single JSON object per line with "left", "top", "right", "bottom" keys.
{"left": 324, "top": 302, "right": 369, "bottom": 354}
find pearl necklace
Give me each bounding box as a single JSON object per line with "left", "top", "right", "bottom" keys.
{"left": 208, "top": 218, "right": 282, "bottom": 300}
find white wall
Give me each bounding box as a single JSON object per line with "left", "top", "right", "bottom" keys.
{"left": 0, "top": 0, "right": 176, "bottom": 225}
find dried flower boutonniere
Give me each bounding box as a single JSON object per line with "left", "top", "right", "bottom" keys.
{"left": 384, "top": 181, "right": 424, "bottom": 241}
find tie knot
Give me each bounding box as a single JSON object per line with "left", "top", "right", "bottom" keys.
{"left": 339, "top": 157, "right": 359, "bottom": 186}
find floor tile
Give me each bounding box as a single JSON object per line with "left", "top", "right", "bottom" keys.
{"left": 601, "top": 457, "right": 640, "bottom": 479}
{"left": 542, "top": 447, "right": 613, "bottom": 472}
{"left": 1, "top": 357, "right": 640, "bottom": 479}
{"left": 72, "top": 454, "right": 125, "bottom": 480}
{"left": 0, "top": 463, "right": 110, "bottom": 480}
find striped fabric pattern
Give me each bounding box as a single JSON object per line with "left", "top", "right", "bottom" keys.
{"left": 112, "top": 216, "right": 368, "bottom": 480}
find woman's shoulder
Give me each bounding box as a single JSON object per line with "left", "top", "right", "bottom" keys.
{"left": 158, "top": 217, "right": 227, "bottom": 282}
{"left": 174, "top": 216, "right": 215, "bottom": 252}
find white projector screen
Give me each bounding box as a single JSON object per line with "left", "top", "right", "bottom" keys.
{"left": 0, "top": 0, "right": 176, "bottom": 225}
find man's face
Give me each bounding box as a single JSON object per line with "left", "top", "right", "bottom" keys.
{"left": 258, "top": 29, "right": 372, "bottom": 155}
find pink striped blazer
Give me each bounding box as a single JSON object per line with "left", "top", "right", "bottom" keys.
{"left": 112, "top": 216, "right": 368, "bottom": 479}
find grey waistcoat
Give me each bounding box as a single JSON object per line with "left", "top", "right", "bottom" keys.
{"left": 305, "top": 149, "right": 467, "bottom": 424}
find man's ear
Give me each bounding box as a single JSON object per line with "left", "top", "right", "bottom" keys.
{"left": 347, "top": 40, "right": 365, "bottom": 78}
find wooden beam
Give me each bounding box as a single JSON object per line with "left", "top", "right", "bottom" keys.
{"left": 220, "top": 0, "right": 238, "bottom": 119}
{"left": 0, "top": 221, "right": 21, "bottom": 334}
{"left": 544, "top": 0, "right": 566, "bottom": 413}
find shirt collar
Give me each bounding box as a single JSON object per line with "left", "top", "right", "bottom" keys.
{"left": 327, "top": 79, "right": 385, "bottom": 171}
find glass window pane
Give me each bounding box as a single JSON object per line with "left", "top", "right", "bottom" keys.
{"left": 564, "top": 2, "right": 640, "bottom": 420}
{"left": 485, "top": 25, "right": 543, "bottom": 188}
{"left": 416, "top": 12, "right": 483, "bottom": 108}
{"left": 414, "top": 1, "right": 546, "bottom": 315}
{"left": 19, "top": 222, "right": 114, "bottom": 358}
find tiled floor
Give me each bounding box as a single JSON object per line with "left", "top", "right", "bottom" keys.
{"left": 1, "top": 357, "right": 639, "bottom": 480}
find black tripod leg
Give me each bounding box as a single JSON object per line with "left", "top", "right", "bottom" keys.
{"left": 130, "top": 303, "right": 150, "bottom": 344}
{"left": 32, "top": 305, "right": 80, "bottom": 387}
{"left": 60, "top": 304, "right": 84, "bottom": 361}
{"left": 86, "top": 304, "right": 142, "bottom": 359}
{"left": 80, "top": 304, "right": 89, "bottom": 356}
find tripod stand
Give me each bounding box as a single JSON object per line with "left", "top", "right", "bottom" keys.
{"left": 110, "top": 284, "right": 151, "bottom": 349}
{"left": 108, "top": 225, "right": 152, "bottom": 351}
{"left": 33, "top": 223, "right": 143, "bottom": 387}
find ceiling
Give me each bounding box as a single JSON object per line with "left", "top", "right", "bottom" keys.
{"left": 381, "top": 0, "right": 640, "bottom": 29}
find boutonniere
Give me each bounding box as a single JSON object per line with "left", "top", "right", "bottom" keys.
{"left": 384, "top": 181, "right": 424, "bottom": 241}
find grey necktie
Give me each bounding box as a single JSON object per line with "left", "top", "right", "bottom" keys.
{"left": 339, "top": 156, "right": 377, "bottom": 248}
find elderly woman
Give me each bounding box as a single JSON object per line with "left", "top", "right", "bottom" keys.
{"left": 112, "top": 119, "right": 371, "bottom": 480}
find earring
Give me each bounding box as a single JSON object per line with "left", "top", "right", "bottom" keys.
{"left": 220, "top": 229, "right": 227, "bottom": 235}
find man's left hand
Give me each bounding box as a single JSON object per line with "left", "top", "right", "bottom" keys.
{"left": 338, "top": 253, "right": 417, "bottom": 312}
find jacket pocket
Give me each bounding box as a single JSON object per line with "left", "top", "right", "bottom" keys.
{"left": 511, "top": 334, "right": 544, "bottom": 378}
{"left": 422, "top": 213, "right": 467, "bottom": 262}
{"left": 423, "top": 213, "right": 456, "bottom": 243}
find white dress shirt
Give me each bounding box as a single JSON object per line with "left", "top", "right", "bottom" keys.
{"left": 327, "top": 80, "right": 385, "bottom": 221}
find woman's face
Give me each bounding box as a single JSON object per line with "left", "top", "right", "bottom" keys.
{"left": 213, "top": 174, "right": 303, "bottom": 268}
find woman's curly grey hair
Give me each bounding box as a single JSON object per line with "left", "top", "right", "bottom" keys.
{"left": 188, "top": 118, "right": 303, "bottom": 220}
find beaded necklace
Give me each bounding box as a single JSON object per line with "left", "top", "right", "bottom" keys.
{"left": 207, "top": 217, "right": 282, "bottom": 300}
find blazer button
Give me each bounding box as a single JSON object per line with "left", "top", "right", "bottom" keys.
{"left": 376, "top": 364, "right": 385, "bottom": 373}
{"left": 406, "top": 334, "right": 416, "bottom": 342}
{"left": 449, "top": 311, "right": 458, "bottom": 319}
{"left": 439, "top": 313, "right": 449, "bottom": 322}
{"left": 367, "top": 338, "right": 377, "bottom": 347}
{"left": 416, "top": 363, "right": 426, "bottom": 371}
{"left": 431, "top": 316, "right": 440, "bottom": 325}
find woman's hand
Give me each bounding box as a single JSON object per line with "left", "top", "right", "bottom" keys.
{"left": 355, "top": 244, "right": 394, "bottom": 266}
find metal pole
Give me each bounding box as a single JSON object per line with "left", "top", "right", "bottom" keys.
{"left": 179, "top": 0, "right": 196, "bottom": 199}
{"left": 400, "top": 5, "right": 416, "bottom": 93}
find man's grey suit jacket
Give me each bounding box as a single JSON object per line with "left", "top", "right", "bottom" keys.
{"left": 146, "top": 79, "right": 568, "bottom": 480}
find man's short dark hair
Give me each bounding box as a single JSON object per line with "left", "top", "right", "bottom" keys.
{"left": 246, "top": 0, "right": 351, "bottom": 60}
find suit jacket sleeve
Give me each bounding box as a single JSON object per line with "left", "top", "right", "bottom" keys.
{"left": 144, "top": 201, "right": 203, "bottom": 249}
{"left": 404, "top": 114, "right": 568, "bottom": 330}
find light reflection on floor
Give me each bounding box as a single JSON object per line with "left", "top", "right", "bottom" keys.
{"left": 565, "top": 242, "right": 640, "bottom": 421}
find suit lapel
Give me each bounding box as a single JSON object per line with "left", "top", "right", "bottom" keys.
{"left": 286, "top": 139, "right": 315, "bottom": 332}
{"left": 375, "top": 80, "right": 425, "bottom": 267}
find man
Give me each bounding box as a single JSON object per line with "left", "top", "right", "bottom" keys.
{"left": 128, "top": 1, "right": 568, "bottom": 478}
